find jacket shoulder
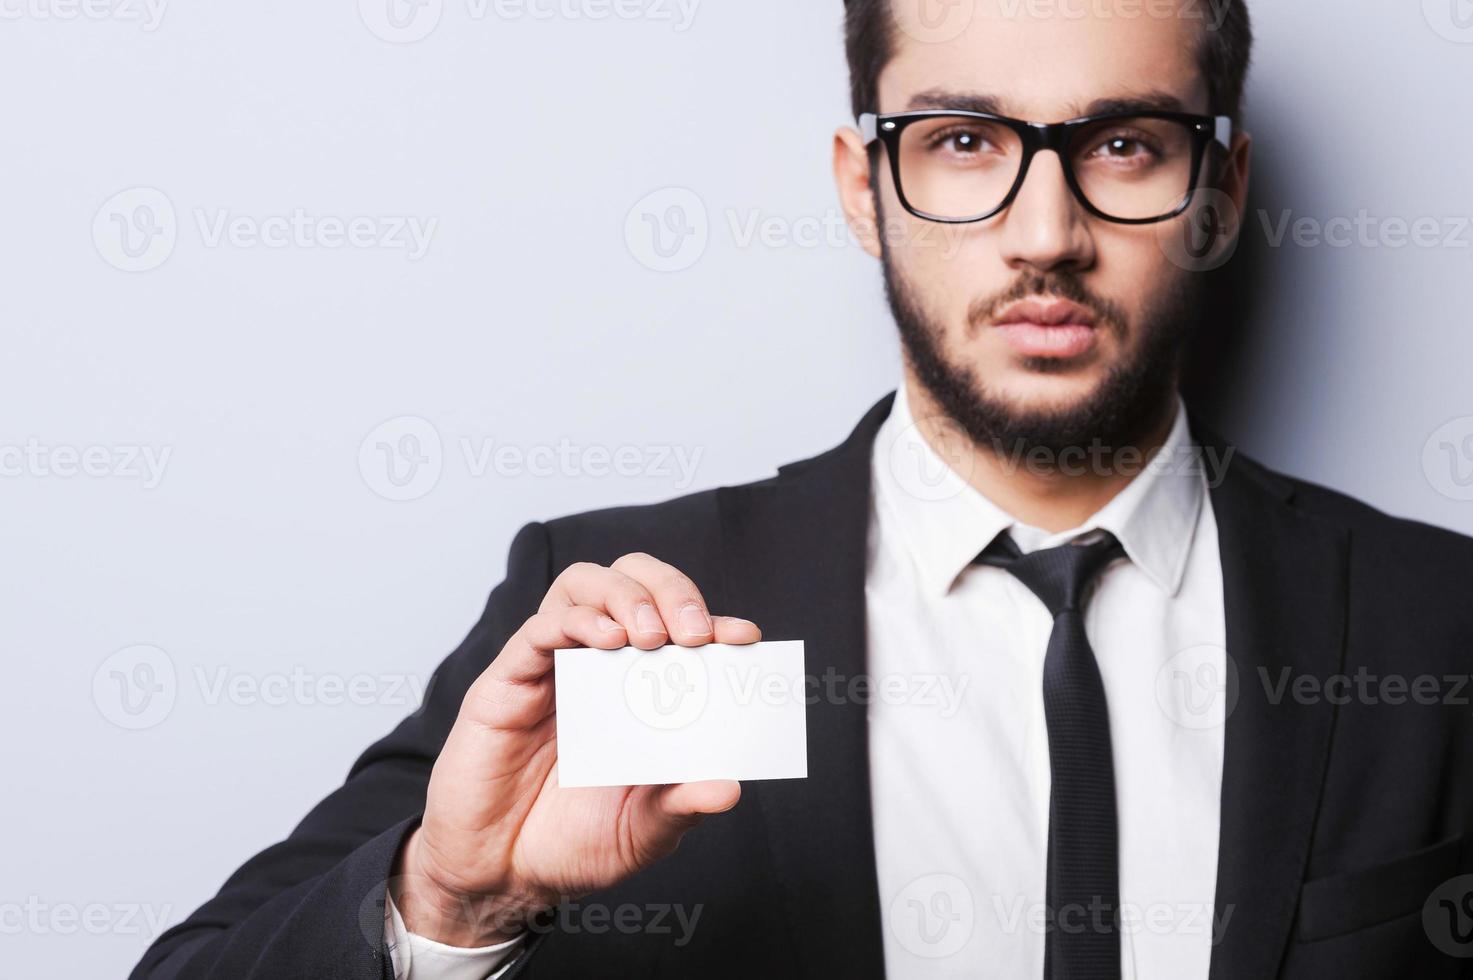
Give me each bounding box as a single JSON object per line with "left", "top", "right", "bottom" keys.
{"left": 540, "top": 485, "right": 725, "bottom": 563}
{"left": 531, "top": 465, "right": 799, "bottom": 574}
{"left": 1266, "top": 462, "right": 1473, "bottom": 576}
{"left": 531, "top": 397, "right": 888, "bottom": 572}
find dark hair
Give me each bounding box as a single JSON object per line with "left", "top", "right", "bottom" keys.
{"left": 843, "top": 0, "right": 1254, "bottom": 124}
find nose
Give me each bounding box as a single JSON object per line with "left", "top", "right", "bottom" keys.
{"left": 995, "top": 149, "right": 1096, "bottom": 275}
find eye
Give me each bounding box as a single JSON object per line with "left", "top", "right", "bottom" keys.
{"left": 1085, "top": 130, "right": 1162, "bottom": 165}
{"left": 926, "top": 126, "right": 997, "bottom": 157}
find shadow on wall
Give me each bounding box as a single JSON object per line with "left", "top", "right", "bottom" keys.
{"left": 1180, "top": 154, "right": 1279, "bottom": 435}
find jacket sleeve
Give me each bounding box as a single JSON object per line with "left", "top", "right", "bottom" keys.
{"left": 130, "top": 521, "right": 557, "bottom": 980}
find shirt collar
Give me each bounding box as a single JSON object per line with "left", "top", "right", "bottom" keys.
{"left": 871, "top": 382, "right": 1204, "bottom": 598}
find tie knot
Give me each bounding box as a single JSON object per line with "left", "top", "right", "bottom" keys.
{"left": 974, "top": 531, "right": 1125, "bottom": 616}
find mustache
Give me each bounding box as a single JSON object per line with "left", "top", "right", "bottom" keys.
{"left": 967, "top": 271, "right": 1129, "bottom": 334}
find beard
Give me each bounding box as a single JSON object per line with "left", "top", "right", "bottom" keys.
{"left": 882, "top": 243, "right": 1201, "bottom": 463}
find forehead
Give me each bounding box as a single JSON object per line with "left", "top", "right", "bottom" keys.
{"left": 877, "top": 0, "right": 1210, "bottom": 119}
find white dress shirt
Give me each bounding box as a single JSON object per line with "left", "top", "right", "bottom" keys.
{"left": 385, "top": 889, "right": 523, "bottom": 980}
{"left": 869, "top": 383, "right": 1226, "bottom": 978}
{"left": 391, "top": 383, "right": 1227, "bottom": 978}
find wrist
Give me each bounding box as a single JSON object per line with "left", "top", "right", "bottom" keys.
{"left": 391, "top": 829, "right": 543, "bottom": 947}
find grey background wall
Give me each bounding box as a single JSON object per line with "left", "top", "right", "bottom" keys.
{"left": 2, "top": 2, "right": 1469, "bottom": 976}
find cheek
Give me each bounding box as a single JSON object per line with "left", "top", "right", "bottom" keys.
{"left": 1090, "top": 225, "right": 1184, "bottom": 322}
{"left": 890, "top": 223, "right": 1012, "bottom": 329}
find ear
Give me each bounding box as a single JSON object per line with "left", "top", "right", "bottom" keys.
{"left": 833, "top": 126, "right": 882, "bottom": 259}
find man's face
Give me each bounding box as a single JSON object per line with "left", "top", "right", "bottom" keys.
{"left": 841, "top": 2, "right": 1246, "bottom": 455}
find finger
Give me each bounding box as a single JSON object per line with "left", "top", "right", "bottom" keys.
{"left": 711, "top": 616, "right": 761, "bottom": 645}
{"left": 484, "top": 606, "right": 626, "bottom": 692}
{"left": 543, "top": 562, "right": 669, "bottom": 650}
{"left": 626, "top": 780, "right": 742, "bottom": 863}
{"left": 659, "top": 780, "right": 742, "bottom": 818}
{"left": 610, "top": 552, "right": 713, "bottom": 647}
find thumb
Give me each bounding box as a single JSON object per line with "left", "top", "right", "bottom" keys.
{"left": 659, "top": 779, "right": 741, "bottom": 818}
{"left": 630, "top": 780, "right": 742, "bottom": 859}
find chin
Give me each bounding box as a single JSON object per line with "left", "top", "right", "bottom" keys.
{"left": 986, "top": 367, "right": 1109, "bottom": 409}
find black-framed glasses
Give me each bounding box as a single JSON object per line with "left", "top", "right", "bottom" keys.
{"left": 859, "top": 109, "right": 1233, "bottom": 225}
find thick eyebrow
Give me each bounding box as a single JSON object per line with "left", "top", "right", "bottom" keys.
{"left": 1078, "top": 91, "right": 1189, "bottom": 117}
{"left": 904, "top": 89, "right": 1009, "bottom": 115}
{"left": 899, "top": 88, "right": 1190, "bottom": 119}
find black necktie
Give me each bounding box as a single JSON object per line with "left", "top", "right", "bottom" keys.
{"left": 975, "top": 530, "right": 1126, "bottom": 980}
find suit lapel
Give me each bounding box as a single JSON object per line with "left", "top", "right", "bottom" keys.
{"left": 717, "top": 394, "right": 895, "bottom": 980}
{"left": 1195, "top": 422, "right": 1349, "bottom": 980}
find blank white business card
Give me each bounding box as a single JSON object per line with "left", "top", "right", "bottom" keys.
{"left": 554, "top": 640, "right": 808, "bottom": 789}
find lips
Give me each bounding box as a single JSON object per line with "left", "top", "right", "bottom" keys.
{"left": 991, "top": 297, "right": 1099, "bottom": 359}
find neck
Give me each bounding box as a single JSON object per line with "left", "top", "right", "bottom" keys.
{"left": 902, "top": 372, "right": 1179, "bottom": 535}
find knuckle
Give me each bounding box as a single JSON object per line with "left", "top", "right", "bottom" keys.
{"left": 463, "top": 672, "right": 512, "bottom": 715}
{"left": 655, "top": 569, "right": 702, "bottom": 605}
{"left": 463, "top": 675, "right": 539, "bottom": 727}
{"left": 610, "top": 551, "right": 655, "bottom": 570}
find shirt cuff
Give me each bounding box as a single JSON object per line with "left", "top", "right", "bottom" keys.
{"left": 385, "top": 887, "right": 526, "bottom": 980}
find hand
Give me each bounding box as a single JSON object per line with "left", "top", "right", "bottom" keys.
{"left": 391, "top": 552, "right": 761, "bottom": 947}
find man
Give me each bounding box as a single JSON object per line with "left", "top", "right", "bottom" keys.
{"left": 133, "top": 2, "right": 1473, "bottom": 978}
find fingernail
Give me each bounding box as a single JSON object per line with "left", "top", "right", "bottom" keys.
{"left": 596, "top": 615, "right": 623, "bottom": 633}
{"left": 679, "top": 603, "right": 713, "bottom": 637}
{"left": 635, "top": 602, "right": 665, "bottom": 636}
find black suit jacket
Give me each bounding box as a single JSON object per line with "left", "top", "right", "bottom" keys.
{"left": 132, "top": 393, "right": 1473, "bottom": 979}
